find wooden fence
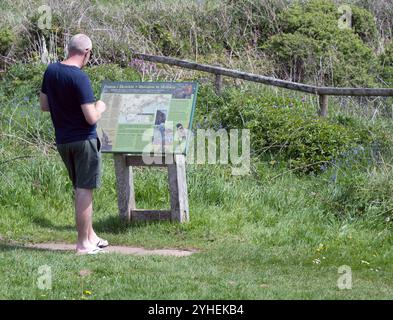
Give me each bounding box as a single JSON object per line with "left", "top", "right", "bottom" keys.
{"left": 133, "top": 53, "right": 393, "bottom": 117}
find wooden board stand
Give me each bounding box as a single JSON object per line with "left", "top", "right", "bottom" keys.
{"left": 114, "top": 154, "right": 189, "bottom": 223}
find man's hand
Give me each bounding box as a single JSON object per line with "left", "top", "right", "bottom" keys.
{"left": 81, "top": 100, "right": 107, "bottom": 125}
{"left": 95, "top": 100, "right": 106, "bottom": 114}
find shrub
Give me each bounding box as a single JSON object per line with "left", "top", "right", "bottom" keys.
{"left": 0, "top": 62, "right": 141, "bottom": 100}
{"left": 0, "top": 62, "right": 46, "bottom": 98}
{"left": 0, "top": 63, "right": 143, "bottom": 148}
{"left": 0, "top": 26, "right": 14, "bottom": 56}
{"left": 85, "top": 64, "right": 141, "bottom": 97}
{"left": 139, "top": 22, "right": 180, "bottom": 56}
{"left": 260, "top": 32, "right": 320, "bottom": 82}
{"left": 246, "top": 106, "right": 358, "bottom": 173}
{"left": 13, "top": 10, "right": 67, "bottom": 63}
{"left": 262, "top": 0, "right": 379, "bottom": 87}
{"left": 196, "top": 84, "right": 392, "bottom": 174}
{"left": 380, "top": 41, "right": 393, "bottom": 87}
{"left": 351, "top": 5, "right": 378, "bottom": 45}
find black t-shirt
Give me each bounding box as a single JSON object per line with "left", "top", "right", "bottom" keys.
{"left": 41, "top": 62, "right": 97, "bottom": 144}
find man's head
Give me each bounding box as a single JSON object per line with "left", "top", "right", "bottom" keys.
{"left": 67, "top": 34, "right": 92, "bottom": 67}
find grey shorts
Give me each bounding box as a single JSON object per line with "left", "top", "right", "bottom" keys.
{"left": 57, "top": 138, "right": 102, "bottom": 189}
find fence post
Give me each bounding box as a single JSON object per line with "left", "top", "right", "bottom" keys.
{"left": 214, "top": 73, "right": 223, "bottom": 95}
{"left": 318, "top": 94, "right": 328, "bottom": 117}
{"left": 212, "top": 63, "right": 223, "bottom": 95}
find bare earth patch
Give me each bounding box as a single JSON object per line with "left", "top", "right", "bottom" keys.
{"left": 24, "top": 242, "right": 197, "bottom": 257}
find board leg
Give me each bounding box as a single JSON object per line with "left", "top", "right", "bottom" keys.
{"left": 168, "top": 154, "right": 189, "bottom": 222}
{"left": 114, "top": 154, "right": 136, "bottom": 221}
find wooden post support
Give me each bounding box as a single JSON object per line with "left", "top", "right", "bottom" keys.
{"left": 168, "top": 154, "right": 189, "bottom": 223}
{"left": 114, "top": 154, "right": 135, "bottom": 221}
{"left": 114, "top": 153, "right": 189, "bottom": 223}
{"left": 318, "top": 94, "right": 328, "bottom": 117}
{"left": 215, "top": 73, "right": 223, "bottom": 95}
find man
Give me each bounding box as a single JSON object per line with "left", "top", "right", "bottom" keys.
{"left": 40, "top": 34, "right": 108, "bottom": 255}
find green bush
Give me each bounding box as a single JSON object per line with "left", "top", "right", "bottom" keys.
{"left": 0, "top": 63, "right": 142, "bottom": 148}
{"left": 0, "top": 26, "right": 14, "bottom": 55}
{"left": 85, "top": 64, "right": 141, "bottom": 97}
{"left": 11, "top": 11, "right": 67, "bottom": 62}
{"left": 249, "top": 110, "right": 356, "bottom": 172}
{"left": 331, "top": 114, "right": 393, "bottom": 156}
{"left": 0, "top": 62, "right": 46, "bottom": 98}
{"left": 196, "top": 85, "right": 392, "bottom": 174}
{"left": 0, "top": 62, "right": 141, "bottom": 99}
{"left": 351, "top": 5, "right": 378, "bottom": 45}
{"left": 220, "top": 0, "right": 284, "bottom": 51}
{"left": 380, "top": 41, "right": 393, "bottom": 87}
{"left": 261, "top": 32, "right": 320, "bottom": 83}
{"left": 262, "top": 0, "right": 379, "bottom": 87}
{"left": 2, "top": 62, "right": 391, "bottom": 176}
{"left": 139, "top": 23, "right": 180, "bottom": 56}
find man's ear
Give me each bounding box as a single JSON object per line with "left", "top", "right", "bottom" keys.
{"left": 81, "top": 53, "right": 89, "bottom": 68}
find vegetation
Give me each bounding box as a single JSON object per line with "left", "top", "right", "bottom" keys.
{"left": 0, "top": 26, "right": 14, "bottom": 56}
{"left": 196, "top": 85, "right": 393, "bottom": 173}
{"left": 0, "top": 0, "right": 392, "bottom": 87}
{"left": 380, "top": 41, "right": 393, "bottom": 87}
{"left": 1, "top": 0, "right": 393, "bottom": 300}
{"left": 263, "top": 0, "right": 380, "bottom": 86}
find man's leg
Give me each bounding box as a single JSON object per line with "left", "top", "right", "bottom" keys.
{"left": 75, "top": 188, "right": 97, "bottom": 252}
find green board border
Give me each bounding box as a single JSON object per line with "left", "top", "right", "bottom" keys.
{"left": 99, "top": 81, "right": 198, "bottom": 156}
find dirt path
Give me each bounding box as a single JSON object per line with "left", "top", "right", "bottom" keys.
{"left": 24, "top": 242, "right": 197, "bottom": 257}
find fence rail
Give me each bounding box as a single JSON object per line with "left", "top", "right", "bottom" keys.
{"left": 133, "top": 53, "right": 393, "bottom": 117}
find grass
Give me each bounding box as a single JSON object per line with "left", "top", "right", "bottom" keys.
{"left": 1, "top": 143, "right": 393, "bottom": 299}
{"left": 1, "top": 63, "right": 393, "bottom": 299}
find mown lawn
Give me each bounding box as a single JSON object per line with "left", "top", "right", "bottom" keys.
{"left": 1, "top": 148, "right": 392, "bottom": 299}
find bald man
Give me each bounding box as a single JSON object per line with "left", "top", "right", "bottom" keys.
{"left": 40, "top": 34, "right": 108, "bottom": 255}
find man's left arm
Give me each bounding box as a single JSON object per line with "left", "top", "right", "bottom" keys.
{"left": 40, "top": 92, "right": 50, "bottom": 112}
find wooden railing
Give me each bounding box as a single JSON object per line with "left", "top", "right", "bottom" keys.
{"left": 133, "top": 53, "right": 393, "bottom": 117}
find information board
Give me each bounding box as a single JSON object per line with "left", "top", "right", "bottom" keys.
{"left": 97, "top": 82, "right": 198, "bottom": 154}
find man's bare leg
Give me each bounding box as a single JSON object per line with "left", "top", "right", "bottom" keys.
{"left": 75, "top": 188, "right": 97, "bottom": 253}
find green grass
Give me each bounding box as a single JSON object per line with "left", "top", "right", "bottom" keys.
{"left": 1, "top": 143, "right": 393, "bottom": 299}
{"left": 1, "top": 63, "right": 393, "bottom": 299}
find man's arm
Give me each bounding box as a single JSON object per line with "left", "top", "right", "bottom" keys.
{"left": 40, "top": 92, "right": 50, "bottom": 112}
{"left": 81, "top": 100, "right": 106, "bottom": 125}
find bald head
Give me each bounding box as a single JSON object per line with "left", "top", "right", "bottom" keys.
{"left": 67, "top": 34, "right": 92, "bottom": 57}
